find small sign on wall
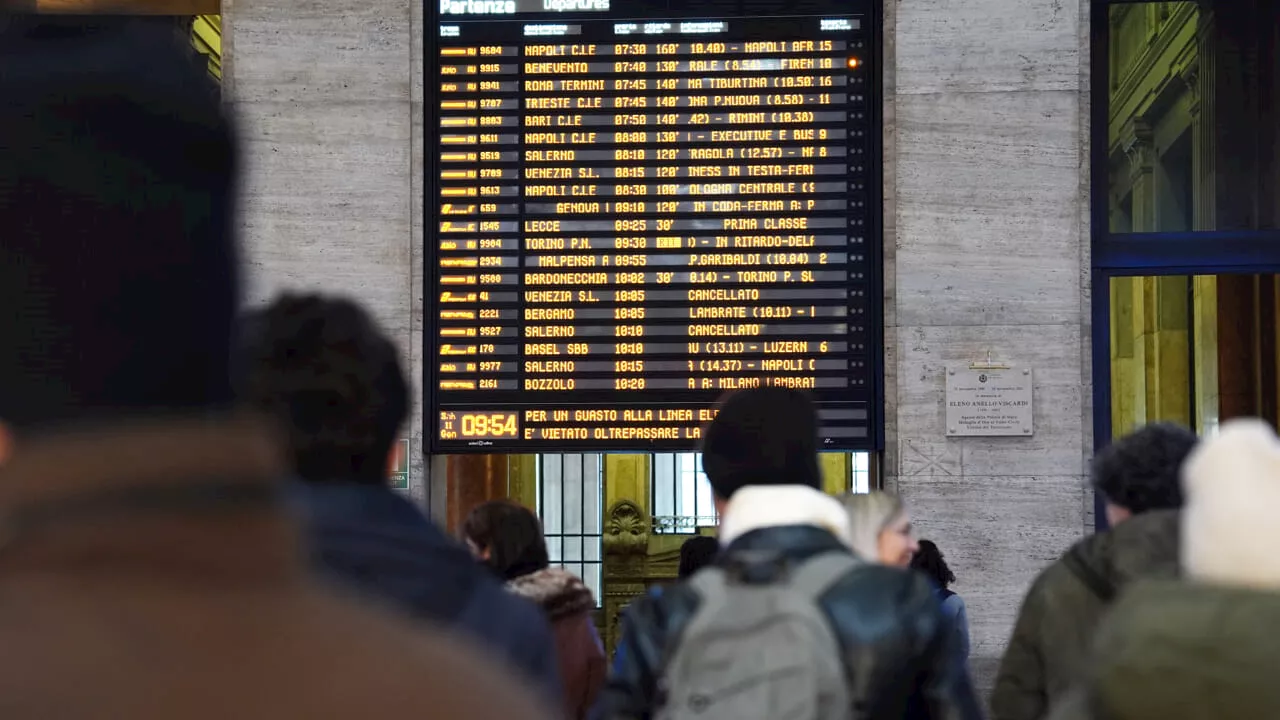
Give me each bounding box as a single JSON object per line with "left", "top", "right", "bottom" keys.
{"left": 390, "top": 438, "right": 410, "bottom": 490}
{"left": 946, "top": 367, "right": 1034, "bottom": 437}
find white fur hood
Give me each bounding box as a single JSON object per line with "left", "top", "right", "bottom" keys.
{"left": 719, "top": 485, "right": 853, "bottom": 548}
{"left": 1182, "top": 419, "right": 1280, "bottom": 589}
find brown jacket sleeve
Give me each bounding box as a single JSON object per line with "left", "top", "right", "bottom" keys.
{"left": 557, "top": 611, "right": 608, "bottom": 720}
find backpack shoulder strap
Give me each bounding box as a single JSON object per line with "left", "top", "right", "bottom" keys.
{"left": 671, "top": 567, "right": 731, "bottom": 646}
{"left": 789, "top": 551, "right": 861, "bottom": 599}
{"left": 686, "top": 566, "right": 729, "bottom": 605}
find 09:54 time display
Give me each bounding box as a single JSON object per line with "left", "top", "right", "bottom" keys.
{"left": 459, "top": 412, "right": 519, "bottom": 438}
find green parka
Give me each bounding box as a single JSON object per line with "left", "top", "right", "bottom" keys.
{"left": 990, "top": 511, "right": 1180, "bottom": 720}
{"left": 1045, "top": 580, "right": 1280, "bottom": 720}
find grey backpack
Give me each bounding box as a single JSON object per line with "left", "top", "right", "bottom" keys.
{"left": 656, "top": 551, "right": 859, "bottom": 720}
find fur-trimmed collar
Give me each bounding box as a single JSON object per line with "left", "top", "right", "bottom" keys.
{"left": 719, "top": 485, "right": 852, "bottom": 548}
{"left": 1182, "top": 420, "right": 1280, "bottom": 590}
{"left": 507, "top": 567, "right": 594, "bottom": 620}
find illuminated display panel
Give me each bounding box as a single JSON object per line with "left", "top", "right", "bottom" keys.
{"left": 427, "top": 0, "right": 882, "bottom": 452}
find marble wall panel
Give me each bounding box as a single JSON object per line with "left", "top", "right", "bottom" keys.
{"left": 231, "top": 101, "right": 413, "bottom": 339}
{"left": 892, "top": 0, "right": 1091, "bottom": 670}
{"left": 901, "top": 473, "right": 1087, "bottom": 695}
{"left": 223, "top": 0, "right": 411, "bottom": 103}
{"left": 410, "top": 100, "right": 426, "bottom": 504}
{"left": 895, "top": 0, "right": 1082, "bottom": 95}
{"left": 893, "top": 323, "right": 1086, "bottom": 477}
{"left": 895, "top": 91, "right": 1082, "bottom": 327}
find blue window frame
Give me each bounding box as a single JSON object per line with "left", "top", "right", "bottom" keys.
{"left": 1090, "top": 0, "right": 1280, "bottom": 527}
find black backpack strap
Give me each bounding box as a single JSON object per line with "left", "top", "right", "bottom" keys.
{"left": 1062, "top": 551, "right": 1116, "bottom": 603}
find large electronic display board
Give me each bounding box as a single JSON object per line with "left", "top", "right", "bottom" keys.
{"left": 427, "top": 0, "right": 882, "bottom": 452}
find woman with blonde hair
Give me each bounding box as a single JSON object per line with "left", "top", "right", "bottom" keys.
{"left": 842, "top": 491, "right": 919, "bottom": 567}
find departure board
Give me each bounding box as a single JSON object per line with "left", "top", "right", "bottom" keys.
{"left": 427, "top": 0, "right": 883, "bottom": 452}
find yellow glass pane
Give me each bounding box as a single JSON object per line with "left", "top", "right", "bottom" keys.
{"left": 1111, "top": 274, "right": 1280, "bottom": 437}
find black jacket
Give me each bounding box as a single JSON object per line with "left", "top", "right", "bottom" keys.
{"left": 593, "top": 525, "right": 983, "bottom": 720}
{"left": 293, "top": 482, "right": 563, "bottom": 710}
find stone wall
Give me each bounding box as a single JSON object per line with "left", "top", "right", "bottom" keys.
{"left": 886, "top": 0, "right": 1093, "bottom": 693}
{"left": 222, "top": 0, "right": 429, "bottom": 502}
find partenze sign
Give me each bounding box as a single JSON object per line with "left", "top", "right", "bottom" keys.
{"left": 439, "top": 0, "right": 609, "bottom": 14}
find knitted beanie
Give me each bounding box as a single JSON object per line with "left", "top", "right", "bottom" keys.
{"left": 700, "top": 387, "right": 823, "bottom": 499}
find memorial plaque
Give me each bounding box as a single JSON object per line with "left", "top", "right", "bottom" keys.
{"left": 945, "top": 367, "right": 1033, "bottom": 437}
{"left": 426, "top": 0, "right": 884, "bottom": 452}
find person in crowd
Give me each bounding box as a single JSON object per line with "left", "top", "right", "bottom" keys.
{"left": 991, "top": 422, "right": 1198, "bottom": 720}
{"left": 912, "top": 540, "right": 970, "bottom": 664}
{"left": 678, "top": 535, "right": 720, "bottom": 579}
{"left": 237, "top": 294, "right": 562, "bottom": 708}
{"left": 0, "top": 17, "right": 547, "bottom": 719}
{"left": 844, "top": 490, "right": 919, "bottom": 566}
{"left": 1045, "top": 420, "right": 1280, "bottom": 720}
{"left": 464, "top": 501, "right": 606, "bottom": 720}
{"left": 593, "top": 387, "right": 981, "bottom": 720}
{"left": 603, "top": 534, "right": 720, "bottom": 687}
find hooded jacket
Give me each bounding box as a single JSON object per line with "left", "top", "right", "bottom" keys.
{"left": 509, "top": 567, "right": 607, "bottom": 720}
{"left": 592, "top": 485, "right": 982, "bottom": 720}
{"left": 297, "top": 482, "right": 563, "bottom": 708}
{"left": 991, "top": 510, "right": 1180, "bottom": 720}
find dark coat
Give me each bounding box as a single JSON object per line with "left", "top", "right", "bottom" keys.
{"left": 297, "top": 482, "right": 562, "bottom": 709}
{"left": 509, "top": 568, "right": 607, "bottom": 720}
{"left": 592, "top": 525, "right": 983, "bottom": 720}
{"left": 1044, "top": 580, "right": 1280, "bottom": 720}
{"left": 990, "top": 511, "right": 1180, "bottom": 720}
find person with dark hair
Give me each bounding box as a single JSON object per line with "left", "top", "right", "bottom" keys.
{"left": 602, "top": 534, "right": 721, "bottom": 712}
{"left": 1044, "top": 421, "right": 1280, "bottom": 720}
{"left": 912, "top": 540, "right": 969, "bottom": 663}
{"left": 464, "top": 501, "right": 606, "bottom": 720}
{"left": 239, "top": 294, "right": 562, "bottom": 710}
{"left": 0, "top": 17, "right": 546, "bottom": 720}
{"left": 594, "top": 388, "right": 981, "bottom": 720}
{"left": 992, "top": 422, "right": 1199, "bottom": 720}
{"left": 678, "top": 535, "right": 720, "bottom": 579}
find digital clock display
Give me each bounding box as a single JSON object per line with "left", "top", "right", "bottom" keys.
{"left": 428, "top": 0, "right": 883, "bottom": 452}
{"left": 441, "top": 411, "right": 521, "bottom": 439}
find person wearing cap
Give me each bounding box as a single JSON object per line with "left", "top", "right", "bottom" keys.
{"left": 992, "top": 423, "right": 1197, "bottom": 720}
{"left": 592, "top": 387, "right": 981, "bottom": 720}
{"left": 602, "top": 534, "right": 721, "bottom": 713}
{"left": 0, "top": 17, "right": 547, "bottom": 719}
